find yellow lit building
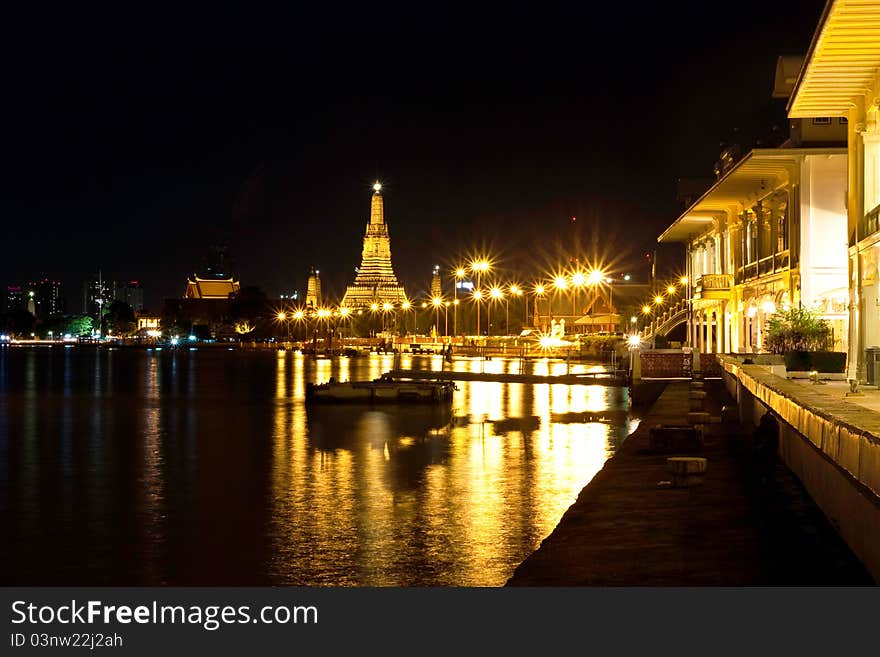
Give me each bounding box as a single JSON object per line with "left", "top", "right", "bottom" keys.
{"left": 787, "top": 0, "right": 880, "bottom": 380}
{"left": 658, "top": 51, "right": 851, "bottom": 354}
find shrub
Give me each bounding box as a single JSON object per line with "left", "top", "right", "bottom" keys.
{"left": 764, "top": 306, "right": 831, "bottom": 354}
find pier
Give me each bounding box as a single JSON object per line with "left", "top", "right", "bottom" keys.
{"left": 508, "top": 377, "right": 873, "bottom": 585}
{"left": 386, "top": 367, "right": 629, "bottom": 386}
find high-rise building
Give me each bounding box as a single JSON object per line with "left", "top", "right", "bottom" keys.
{"left": 82, "top": 273, "right": 112, "bottom": 317}
{"left": 115, "top": 280, "right": 144, "bottom": 312}
{"left": 27, "top": 279, "right": 64, "bottom": 319}
{"left": 342, "top": 182, "right": 407, "bottom": 308}
{"left": 4, "top": 285, "right": 26, "bottom": 314}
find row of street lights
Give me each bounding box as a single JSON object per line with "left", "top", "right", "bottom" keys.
{"left": 275, "top": 261, "right": 623, "bottom": 339}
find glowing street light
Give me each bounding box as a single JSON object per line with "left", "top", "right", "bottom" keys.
{"left": 431, "top": 296, "right": 442, "bottom": 336}
{"left": 642, "top": 305, "right": 652, "bottom": 315}
{"left": 510, "top": 284, "right": 523, "bottom": 330}
{"left": 667, "top": 285, "right": 677, "bottom": 295}
{"left": 472, "top": 289, "right": 484, "bottom": 335}
{"left": 654, "top": 295, "right": 664, "bottom": 305}
{"left": 471, "top": 260, "right": 491, "bottom": 335}
{"left": 680, "top": 276, "right": 688, "bottom": 285}
{"left": 454, "top": 267, "right": 467, "bottom": 336}
{"left": 276, "top": 311, "right": 290, "bottom": 342}
{"left": 587, "top": 269, "right": 605, "bottom": 286}
{"left": 489, "top": 286, "right": 503, "bottom": 336}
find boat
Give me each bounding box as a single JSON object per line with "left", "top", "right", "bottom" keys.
{"left": 305, "top": 374, "right": 456, "bottom": 404}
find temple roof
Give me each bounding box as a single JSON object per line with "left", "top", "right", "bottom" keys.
{"left": 184, "top": 276, "right": 240, "bottom": 299}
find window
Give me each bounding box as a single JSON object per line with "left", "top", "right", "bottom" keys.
{"left": 812, "top": 117, "right": 832, "bottom": 125}
{"left": 839, "top": 117, "right": 848, "bottom": 125}
{"left": 777, "top": 213, "right": 788, "bottom": 252}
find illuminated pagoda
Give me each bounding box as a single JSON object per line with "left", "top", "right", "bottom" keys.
{"left": 342, "top": 182, "right": 407, "bottom": 308}
{"left": 305, "top": 266, "right": 322, "bottom": 309}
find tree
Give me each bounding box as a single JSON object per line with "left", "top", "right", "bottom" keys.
{"left": 105, "top": 300, "right": 137, "bottom": 337}
{"left": 65, "top": 315, "right": 94, "bottom": 337}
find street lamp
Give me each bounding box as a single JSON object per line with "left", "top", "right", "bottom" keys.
{"left": 472, "top": 289, "right": 484, "bottom": 336}
{"left": 470, "top": 260, "right": 490, "bottom": 335}
{"left": 401, "top": 300, "right": 411, "bottom": 335}
{"left": 277, "top": 311, "right": 290, "bottom": 342}
{"left": 509, "top": 283, "right": 523, "bottom": 333}
{"left": 382, "top": 301, "right": 394, "bottom": 333}
{"left": 571, "top": 271, "right": 586, "bottom": 319}
{"left": 432, "top": 296, "right": 442, "bottom": 336}
{"left": 489, "top": 286, "right": 503, "bottom": 336}
{"left": 533, "top": 283, "right": 546, "bottom": 329}
{"left": 454, "top": 267, "right": 466, "bottom": 336}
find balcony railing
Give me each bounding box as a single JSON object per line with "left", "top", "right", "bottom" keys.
{"left": 861, "top": 203, "right": 880, "bottom": 242}
{"left": 695, "top": 274, "right": 733, "bottom": 292}
{"left": 774, "top": 250, "right": 789, "bottom": 271}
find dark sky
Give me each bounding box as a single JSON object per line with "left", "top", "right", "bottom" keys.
{"left": 3, "top": 0, "right": 826, "bottom": 311}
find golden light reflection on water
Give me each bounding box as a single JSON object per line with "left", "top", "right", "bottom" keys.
{"left": 268, "top": 355, "right": 633, "bottom": 586}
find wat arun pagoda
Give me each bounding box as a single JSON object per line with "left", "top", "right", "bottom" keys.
{"left": 342, "top": 182, "right": 407, "bottom": 308}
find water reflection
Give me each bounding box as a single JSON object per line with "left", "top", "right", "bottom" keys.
{"left": 1, "top": 348, "right": 635, "bottom": 586}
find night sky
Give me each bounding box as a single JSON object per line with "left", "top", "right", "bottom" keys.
{"left": 4, "top": 1, "right": 826, "bottom": 311}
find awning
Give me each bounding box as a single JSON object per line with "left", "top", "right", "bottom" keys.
{"left": 657, "top": 147, "right": 846, "bottom": 244}
{"left": 788, "top": 0, "right": 880, "bottom": 117}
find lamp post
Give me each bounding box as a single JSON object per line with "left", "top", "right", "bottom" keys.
{"left": 401, "top": 300, "right": 411, "bottom": 336}
{"left": 382, "top": 301, "right": 394, "bottom": 334}
{"left": 571, "top": 271, "right": 585, "bottom": 319}
{"left": 277, "top": 311, "right": 289, "bottom": 342}
{"left": 471, "top": 260, "right": 490, "bottom": 335}
{"left": 490, "top": 286, "right": 503, "bottom": 336}
{"left": 534, "top": 283, "right": 545, "bottom": 329}
{"left": 509, "top": 284, "right": 523, "bottom": 333}
{"left": 432, "top": 297, "right": 442, "bottom": 337}
{"left": 472, "top": 289, "right": 483, "bottom": 337}
{"left": 454, "top": 267, "right": 466, "bottom": 336}
{"left": 444, "top": 301, "right": 450, "bottom": 337}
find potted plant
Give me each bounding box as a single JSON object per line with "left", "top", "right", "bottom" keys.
{"left": 764, "top": 306, "right": 845, "bottom": 372}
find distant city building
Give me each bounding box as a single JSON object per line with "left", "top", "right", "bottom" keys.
{"left": 29, "top": 279, "right": 64, "bottom": 319}
{"left": 306, "top": 266, "right": 322, "bottom": 308}
{"left": 430, "top": 265, "right": 442, "bottom": 299}
{"left": 114, "top": 280, "right": 144, "bottom": 312}
{"left": 82, "top": 273, "right": 112, "bottom": 317}
{"left": 342, "top": 182, "right": 407, "bottom": 308}
{"left": 5, "top": 285, "right": 26, "bottom": 314}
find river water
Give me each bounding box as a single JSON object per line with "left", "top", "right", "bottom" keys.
{"left": 0, "top": 346, "right": 637, "bottom": 586}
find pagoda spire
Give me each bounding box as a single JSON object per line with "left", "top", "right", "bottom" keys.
{"left": 342, "top": 182, "right": 407, "bottom": 309}
{"left": 370, "top": 181, "right": 384, "bottom": 225}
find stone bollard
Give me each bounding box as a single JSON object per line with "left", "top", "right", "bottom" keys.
{"left": 687, "top": 411, "right": 711, "bottom": 426}
{"left": 689, "top": 389, "right": 707, "bottom": 412}
{"left": 667, "top": 457, "right": 708, "bottom": 487}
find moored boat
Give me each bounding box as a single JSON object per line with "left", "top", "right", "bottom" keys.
{"left": 305, "top": 375, "right": 456, "bottom": 403}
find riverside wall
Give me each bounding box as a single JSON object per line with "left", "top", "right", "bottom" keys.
{"left": 720, "top": 355, "right": 880, "bottom": 582}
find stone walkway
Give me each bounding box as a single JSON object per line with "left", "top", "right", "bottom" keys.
{"left": 507, "top": 380, "right": 873, "bottom": 586}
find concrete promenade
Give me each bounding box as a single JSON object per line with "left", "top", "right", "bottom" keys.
{"left": 507, "top": 380, "right": 873, "bottom": 586}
